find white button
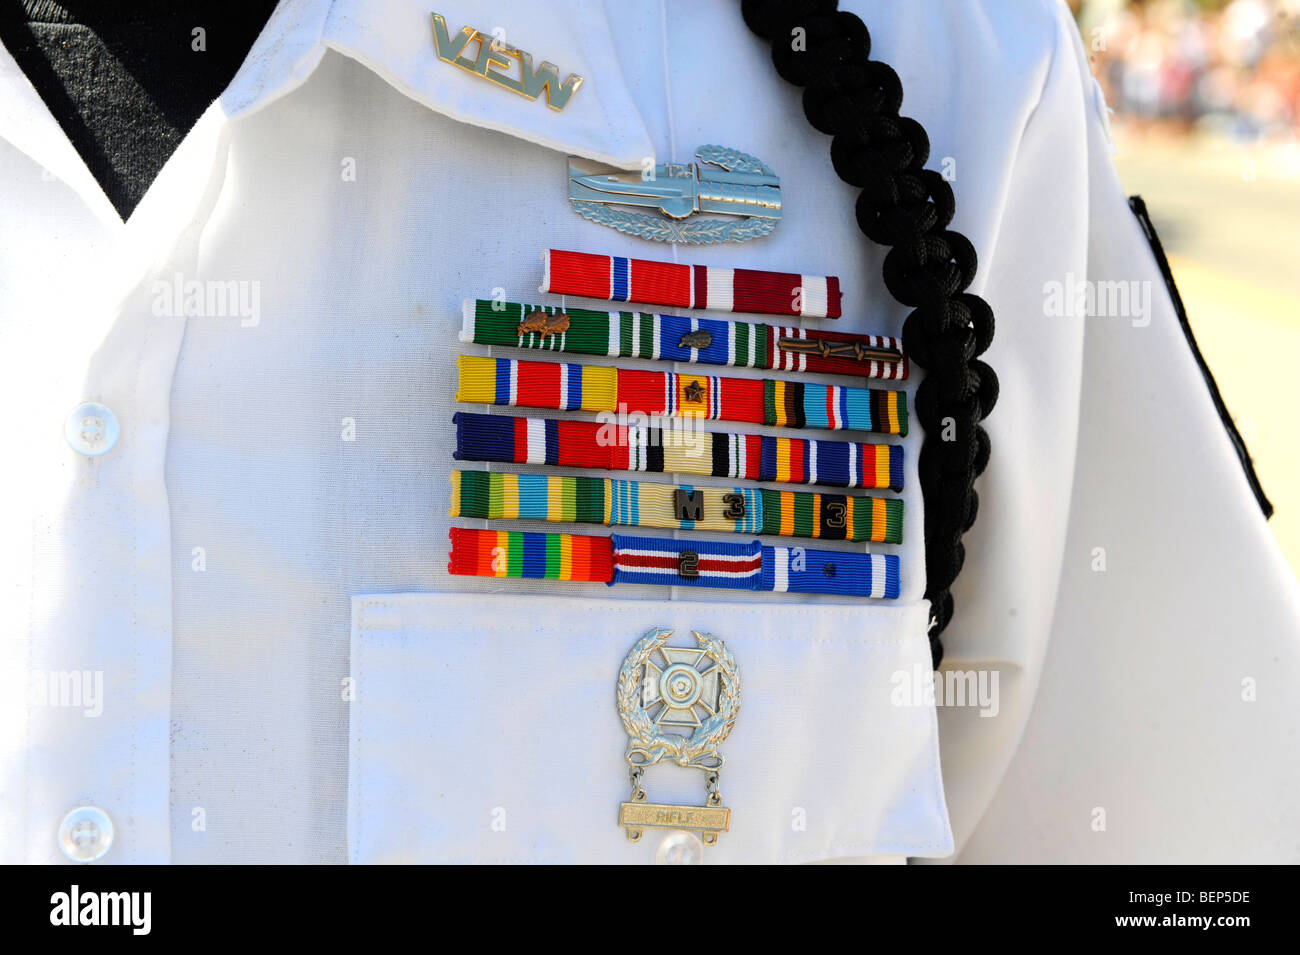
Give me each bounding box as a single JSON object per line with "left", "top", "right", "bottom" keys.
{"left": 654, "top": 829, "right": 703, "bottom": 865}
{"left": 64, "top": 402, "right": 119, "bottom": 457}
{"left": 58, "top": 806, "right": 114, "bottom": 862}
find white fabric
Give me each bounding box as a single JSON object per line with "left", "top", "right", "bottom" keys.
{"left": 349, "top": 593, "right": 940, "bottom": 864}
{"left": 0, "top": 0, "right": 1296, "bottom": 865}
{"left": 938, "top": 13, "right": 1300, "bottom": 864}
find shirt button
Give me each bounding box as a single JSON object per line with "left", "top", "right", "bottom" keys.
{"left": 64, "top": 402, "right": 119, "bottom": 456}
{"left": 58, "top": 806, "right": 114, "bottom": 863}
{"left": 654, "top": 829, "right": 703, "bottom": 865}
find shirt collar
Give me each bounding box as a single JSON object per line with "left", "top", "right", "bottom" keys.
{"left": 0, "top": 34, "right": 124, "bottom": 225}
{"left": 0, "top": 0, "right": 654, "bottom": 207}
{"left": 225, "top": 0, "right": 655, "bottom": 167}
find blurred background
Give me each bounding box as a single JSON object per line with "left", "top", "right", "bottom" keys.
{"left": 1070, "top": 0, "right": 1300, "bottom": 577}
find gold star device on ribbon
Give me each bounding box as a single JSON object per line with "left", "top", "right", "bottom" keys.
{"left": 616, "top": 629, "right": 740, "bottom": 847}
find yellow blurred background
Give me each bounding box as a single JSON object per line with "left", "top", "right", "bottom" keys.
{"left": 1073, "top": 0, "right": 1300, "bottom": 577}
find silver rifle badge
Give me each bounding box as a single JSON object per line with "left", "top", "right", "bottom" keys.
{"left": 617, "top": 629, "right": 740, "bottom": 848}
{"left": 569, "top": 145, "right": 781, "bottom": 244}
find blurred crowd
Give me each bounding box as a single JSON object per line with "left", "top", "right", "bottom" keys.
{"left": 1072, "top": 0, "right": 1300, "bottom": 140}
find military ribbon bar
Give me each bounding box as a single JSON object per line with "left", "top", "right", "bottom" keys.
{"left": 456, "top": 355, "right": 907, "bottom": 435}
{"left": 444, "top": 527, "right": 613, "bottom": 581}
{"left": 449, "top": 470, "right": 903, "bottom": 543}
{"left": 452, "top": 411, "right": 904, "bottom": 490}
{"left": 541, "top": 249, "right": 842, "bottom": 319}
{"left": 461, "top": 300, "right": 907, "bottom": 380}
{"left": 448, "top": 527, "right": 901, "bottom": 599}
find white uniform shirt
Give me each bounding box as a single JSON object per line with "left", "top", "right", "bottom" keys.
{"left": 1, "top": 0, "right": 1296, "bottom": 864}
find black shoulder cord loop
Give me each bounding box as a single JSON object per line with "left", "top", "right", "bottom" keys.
{"left": 741, "top": 0, "right": 999, "bottom": 668}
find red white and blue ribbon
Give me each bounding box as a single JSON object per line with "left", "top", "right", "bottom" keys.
{"left": 611, "top": 533, "right": 898, "bottom": 597}
{"left": 541, "top": 249, "right": 842, "bottom": 319}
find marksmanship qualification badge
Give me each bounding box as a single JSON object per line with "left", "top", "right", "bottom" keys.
{"left": 617, "top": 629, "right": 740, "bottom": 847}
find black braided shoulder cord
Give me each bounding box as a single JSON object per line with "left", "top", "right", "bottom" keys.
{"left": 741, "top": 0, "right": 999, "bottom": 668}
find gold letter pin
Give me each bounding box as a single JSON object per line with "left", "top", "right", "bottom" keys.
{"left": 431, "top": 13, "right": 584, "bottom": 111}
{"left": 617, "top": 629, "right": 740, "bottom": 847}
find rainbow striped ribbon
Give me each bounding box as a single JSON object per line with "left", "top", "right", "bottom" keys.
{"left": 452, "top": 412, "right": 904, "bottom": 490}
{"left": 459, "top": 299, "right": 908, "bottom": 380}
{"left": 456, "top": 355, "right": 907, "bottom": 435}
{"left": 450, "top": 470, "right": 903, "bottom": 543}
{"left": 448, "top": 527, "right": 900, "bottom": 598}
{"left": 445, "top": 527, "right": 613, "bottom": 581}
{"left": 542, "top": 249, "right": 842, "bottom": 318}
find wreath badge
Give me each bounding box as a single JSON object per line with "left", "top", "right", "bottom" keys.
{"left": 568, "top": 146, "right": 781, "bottom": 245}
{"left": 616, "top": 629, "right": 740, "bottom": 849}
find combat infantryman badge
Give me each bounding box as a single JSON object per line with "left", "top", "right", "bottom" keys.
{"left": 617, "top": 629, "right": 740, "bottom": 847}
{"left": 569, "top": 146, "right": 781, "bottom": 244}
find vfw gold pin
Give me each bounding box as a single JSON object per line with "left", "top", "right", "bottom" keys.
{"left": 617, "top": 629, "right": 740, "bottom": 847}
{"left": 431, "top": 13, "right": 584, "bottom": 111}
